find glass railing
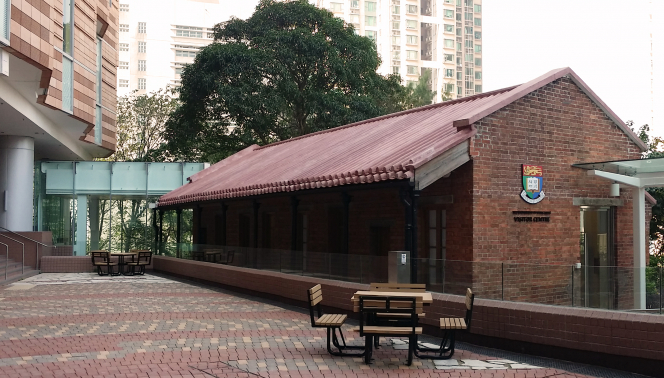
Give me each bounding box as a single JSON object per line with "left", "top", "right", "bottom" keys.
{"left": 164, "top": 244, "right": 663, "bottom": 314}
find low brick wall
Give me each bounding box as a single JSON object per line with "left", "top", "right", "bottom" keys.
{"left": 41, "top": 256, "right": 154, "bottom": 273}
{"left": 154, "top": 256, "right": 664, "bottom": 375}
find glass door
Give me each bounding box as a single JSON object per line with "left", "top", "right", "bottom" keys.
{"left": 580, "top": 207, "right": 616, "bottom": 309}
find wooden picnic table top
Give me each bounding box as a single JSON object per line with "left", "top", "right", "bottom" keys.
{"left": 110, "top": 252, "right": 137, "bottom": 256}
{"left": 351, "top": 290, "right": 433, "bottom": 303}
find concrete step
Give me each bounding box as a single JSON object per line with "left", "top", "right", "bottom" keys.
{"left": 0, "top": 257, "right": 38, "bottom": 286}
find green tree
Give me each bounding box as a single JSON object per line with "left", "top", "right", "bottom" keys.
{"left": 402, "top": 69, "right": 450, "bottom": 109}
{"left": 163, "top": 0, "right": 413, "bottom": 162}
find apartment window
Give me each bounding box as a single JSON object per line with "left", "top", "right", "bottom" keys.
{"left": 465, "top": 53, "right": 473, "bottom": 62}
{"left": 475, "top": 57, "right": 482, "bottom": 66}
{"left": 350, "top": 0, "right": 359, "bottom": 8}
{"left": 120, "top": 24, "right": 129, "bottom": 32}
{"left": 391, "top": 36, "right": 401, "bottom": 44}
{"left": 444, "top": 24, "right": 453, "bottom": 33}
{"left": 365, "top": 16, "right": 377, "bottom": 26}
{"left": 407, "top": 65, "right": 418, "bottom": 75}
{"left": 445, "top": 69, "right": 454, "bottom": 78}
{"left": 465, "top": 40, "right": 473, "bottom": 48}
{"left": 407, "top": 5, "right": 417, "bottom": 14}
{"left": 475, "top": 84, "right": 482, "bottom": 92}
{"left": 406, "top": 20, "right": 417, "bottom": 29}
{"left": 444, "top": 83, "right": 454, "bottom": 93}
{"left": 138, "top": 22, "right": 146, "bottom": 34}
{"left": 474, "top": 18, "right": 481, "bottom": 26}
{"left": 474, "top": 4, "right": 481, "bottom": 13}
{"left": 465, "top": 67, "right": 473, "bottom": 75}
{"left": 444, "top": 0, "right": 453, "bottom": 3}
{"left": 120, "top": 3, "right": 128, "bottom": 11}
{"left": 392, "top": 66, "right": 400, "bottom": 74}
{"left": 62, "top": 58, "right": 73, "bottom": 112}
{"left": 176, "top": 50, "right": 197, "bottom": 57}
{"left": 406, "top": 50, "right": 417, "bottom": 60}
{"left": 62, "top": 0, "right": 74, "bottom": 54}
{"left": 365, "top": 30, "right": 377, "bottom": 41}
{"left": 465, "top": 81, "right": 473, "bottom": 89}
{"left": 475, "top": 31, "right": 481, "bottom": 40}
{"left": 138, "top": 78, "right": 146, "bottom": 90}
{"left": 465, "top": 12, "right": 473, "bottom": 20}
{"left": 119, "top": 43, "right": 129, "bottom": 51}
{"left": 456, "top": 57, "right": 461, "bottom": 64}
{"left": 457, "top": 86, "right": 462, "bottom": 95}
{"left": 138, "top": 60, "right": 146, "bottom": 71}
{"left": 175, "top": 26, "right": 204, "bottom": 38}
{"left": 456, "top": 28, "right": 461, "bottom": 36}
{"left": 392, "top": 5, "right": 400, "bottom": 14}
{"left": 406, "top": 35, "right": 418, "bottom": 45}
{"left": 119, "top": 79, "right": 129, "bottom": 87}
{"left": 475, "top": 71, "right": 482, "bottom": 80}
{"left": 365, "top": 1, "right": 376, "bottom": 12}
{"left": 457, "top": 42, "right": 461, "bottom": 51}
{"left": 392, "top": 21, "right": 400, "bottom": 29}
{"left": 444, "top": 39, "right": 454, "bottom": 48}
{"left": 392, "top": 51, "right": 401, "bottom": 60}
{"left": 350, "top": 14, "right": 359, "bottom": 23}
{"left": 465, "top": 26, "right": 473, "bottom": 35}
{"left": 456, "top": 12, "right": 462, "bottom": 21}
{"left": 1, "top": 0, "right": 10, "bottom": 44}
{"left": 474, "top": 44, "right": 481, "bottom": 53}
{"left": 444, "top": 53, "right": 454, "bottom": 62}
{"left": 119, "top": 61, "right": 128, "bottom": 69}
{"left": 138, "top": 41, "right": 146, "bottom": 53}
{"left": 330, "top": 2, "right": 342, "bottom": 12}
{"left": 456, "top": 71, "right": 462, "bottom": 80}
{"left": 175, "top": 67, "right": 183, "bottom": 75}
{"left": 444, "top": 9, "right": 454, "bottom": 18}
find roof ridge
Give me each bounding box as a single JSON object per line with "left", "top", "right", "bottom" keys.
{"left": 255, "top": 85, "right": 519, "bottom": 151}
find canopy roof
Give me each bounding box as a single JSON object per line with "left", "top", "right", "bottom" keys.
{"left": 159, "top": 67, "right": 646, "bottom": 207}
{"left": 573, "top": 157, "right": 664, "bottom": 176}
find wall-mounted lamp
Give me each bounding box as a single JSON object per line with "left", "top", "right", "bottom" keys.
{"left": 610, "top": 183, "right": 620, "bottom": 197}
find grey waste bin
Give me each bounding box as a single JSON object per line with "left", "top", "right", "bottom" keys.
{"left": 388, "top": 251, "right": 411, "bottom": 283}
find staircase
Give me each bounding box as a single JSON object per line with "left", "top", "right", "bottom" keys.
{"left": 0, "top": 256, "right": 38, "bottom": 285}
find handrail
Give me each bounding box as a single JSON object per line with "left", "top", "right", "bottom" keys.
{"left": 0, "top": 241, "right": 7, "bottom": 281}
{"left": 0, "top": 226, "right": 55, "bottom": 271}
{"left": 0, "top": 234, "right": 24, "bottom": 275}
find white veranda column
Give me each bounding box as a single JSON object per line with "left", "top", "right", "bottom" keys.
{"left": 633, "top": 187, "right": 646, "bottom": 309}
{"left": 0, "top": 136, "right": 34, "bottom": 231}
{"left": 74, "top": 195, "right": 88, "bottom": 256}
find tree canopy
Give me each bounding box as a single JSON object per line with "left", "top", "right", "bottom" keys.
{"left": 163, "top": 0, "right": 432, "bottom": 162}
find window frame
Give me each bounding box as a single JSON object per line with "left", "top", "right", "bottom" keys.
{"left": 406, "top": 19, "right": 417, "bottom": 30}
{"left": 138, "top": 41, "right": 146, "bottom": 53}
{"left": 138, "top": 22, "right": 146, "bottom": 34}
{"left": 1, "top": 0, "right": 10, "bottom": 45}
{"left": 365, "top": 15, "right": 377, "bottom": 26}
{"left": 406, "top": 50, "right": 417, "bottom": 60}
{"left": 138, "top": 59, "right": 146, "bottom": 71}
{"left": 138, "top": 77, "right": 146, "bottom": 90}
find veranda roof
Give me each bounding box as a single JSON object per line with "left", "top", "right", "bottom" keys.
{"left": 158, "top": 67, "right": 646, "bottom": 207}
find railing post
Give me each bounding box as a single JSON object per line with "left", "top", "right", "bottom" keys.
{"left": 501, "top": 262, "right": 504, "bottom": 301}
{"left": 660, "top": 266, "right": 662, "bottom": 315}
{"left": 571, "top": 265, "right": 575, "bottom": 307}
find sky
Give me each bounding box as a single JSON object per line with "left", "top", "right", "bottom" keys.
{"left": 230, "top": 0, "right": 664, "bottom": 137}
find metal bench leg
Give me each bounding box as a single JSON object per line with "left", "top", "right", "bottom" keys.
{"left": 364, "top": 336, "right": 373, "bottom": 364}
{"left": 331, "top": 328, "right": 364, "bottom": 351}
{"left": 414, "top": 331, "right": 456, "bottom": 360}
{"left": 407, "top": 335, "right": 415, "bottom": 366}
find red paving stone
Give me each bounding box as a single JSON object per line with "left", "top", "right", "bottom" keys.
{"left": 0, "top": 274, "right": 602, "bottom": 378}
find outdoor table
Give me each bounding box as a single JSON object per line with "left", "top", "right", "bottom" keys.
{"left": 351, "top": 290, "right": 432, "bottom": 312}
{"left": 111, "top": 252, "right": 137, "bottom": 275}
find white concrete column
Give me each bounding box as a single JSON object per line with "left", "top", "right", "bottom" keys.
{"left": 0, "top": 136, "right": 34, "bottom": 231}
{"left": 74, "top": 195, "right": 88, "bottom": 256}
{"left": 633, "top": 187, "right": 646, "bottom": 309}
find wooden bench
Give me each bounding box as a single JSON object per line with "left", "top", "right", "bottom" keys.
{"left": 415, "top": 288, "right": 475, "bottom": 360}
{"left": 126, "top": 251, "right": 152, "bottom": 275}
{"left": 90, "top": 251, "right": 118, "bottom": 276}
{"left": 356, "top": 296, "right": 421, "bottom": 366}
{"left": 369, "top": 283, "right": 426, "bottom": 292}
{"left": 307, "top": 284, "right": 364, "bottom": 357}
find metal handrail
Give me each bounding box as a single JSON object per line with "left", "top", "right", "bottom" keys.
{"left": 0, "top": 226, "right": 54, "bottom": 271}
{"left": 0, "top": 234, "right": 24, "bottom": 274}
{"left": 0, "top": 241, "right": 7, "bottom": 281}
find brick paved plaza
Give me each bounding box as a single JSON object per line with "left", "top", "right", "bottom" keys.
{"left": 0, "top": 274, "right": 639, "bottom": 378}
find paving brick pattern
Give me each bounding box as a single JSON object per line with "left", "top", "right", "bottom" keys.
{"left": 0, "top": 274, "right": 625, "bottom": 378}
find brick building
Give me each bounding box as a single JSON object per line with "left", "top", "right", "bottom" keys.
{"left": 158, "top": 68, "right": 654, "bottom": 310}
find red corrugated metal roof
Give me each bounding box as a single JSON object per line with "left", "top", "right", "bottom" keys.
{"left": 158, "top": 67, "right": 646, "bottom": 207}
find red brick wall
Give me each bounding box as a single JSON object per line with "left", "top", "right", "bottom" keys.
{"left": 153, "top": 256, "right": 664, "bottom": 364}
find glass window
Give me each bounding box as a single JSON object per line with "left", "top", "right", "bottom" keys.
{"left": 120, "top": 43, "right": 129, "bottom": 52}
{"left": 392, "top": 5, "right": 400, "bottom": 14}
{"left": 365, "top": 30, "right": 377, "bottom": 41}
{"left": 407, "top": 5, "right": 417, "bottom": 13}
{"left": 406, "top": 35, "right": 418, "bottom": 44}
{"left": 96, "top": 39, "right": 102, "bottom": 104}
{"left": 475, "top": 58, "right": 482, "bottom": 66}
{"left": 1, "top": 0, "right": 9, "bottom": 44}
{"left": 475, "top": 71, "right": 482, "bottom": 80}
{"left": 445, "top": 69, "right": 453, "bottom": 77}
{"left": 444, "top": 53, "right": 454, "bottom": 62}
{"left": 365, "top": 16, "right": 377, "bottom": 26}
{"left": 456, "top": 13, "right": 461, "bottom": 21}
{"left": 466, "top": 81, "right": 473, "bottom": 89}
{"left": 138, "top": 78, "right": 146, "bottom": 90}
{"left": 456, "top": 56, "right": 461, "bottom": 64}
{"left": 120, "top": 24, "right": 129, "bottom": 32}
{"left": 138, "top": 41, "right": 146, "bottom": 53}
{"left": 175, "top": 27, "right": 203, "bottom": 38}
{"left": 444, "top": 24, "right": 454, "bottom": 33}
{"left": 465, "top": 67, "right": 473, "bottom": 75}
{"left": 119, "top": 3, "right": 128, "bottom": 11}
{"left": 444, "top": 83, "right": 454, "bottom": 93}
{"left": 392, "top": 21, "right": 400, "bottom": 29}
{"left": 407, "top": 65, "right": 418, "bottom": 75}
{"left": 119, "top": 79, "right": 129, "bottom": 87}
{"left": 444, "top": 39, "right": 454, "bottom": 48}
{"left": 392, "top": 66, "right": 400, "bottom": 74}
{"left": 63, "top": 0, "right": 74, "bottom": 54}
{"left": 175, "top": 67, "right": 183, "bottom": 75}
{"left": 62, "top": 57, "right": 73, "bottom": 112}
{"left": 457, "top": 42, "right": 461, "bottom": 51}
{"left": 330, "top": 2, "right": 342, "bottom": 12}
{"left": 465, "top": 53, "right": 473, "bottom": 61}
{"left": 465, "top": 40, "right": 473, "bottom": 48}
{"left": 474, "top": 44, "right": 481, "bottom": 53}
{"left": 119, "top": 61, "right": 128, "bottom": 69}
{"left": 474, "top": 4, "right": 481, "bottom": 12}
{"left": 474, "top": 18, "right": 481, "bottom": 26}
{"left": 406, "top": 20, "right": 417, "bottom": 29}
{"left": 365, "top": 1, "right": 376, "bottom": 12}
{"left": 406, "top": 50, "right": 417, "bottom": 60}
{"left": 475, "top": 31, "right": 481, "bottom": 40}
{"left": 350, "top": 0, "right": 359, "bottom": 8}
{"left": 444, "top": 9, "right": 454, "bottom": 18}
{"left": 475, "top": 84, "right": 482, "bottom": 92}
{"left": 176, "top": 50, "right": 197, "bottom": 57}
{"left": 138, "top": 60, "right": 146, "bottom": 71}
{"left": 456, "top": 28, "right": 461, "bottom": 36}
{"left": 456, "top": 71, "right": 462, "bottom": 80}
{"left": 465, "top": 26, "right": 473, "bottom": 35}
{"left": 465, "top": 12, "right": 473, "bottom": 20}
{"left": 457, "top": 86, "right": 462, "bottom": 95}
{"left": 138, "top": 22, "right": 146, "bottom": 34}
{"left": 392, "top": 51, "right": 401, "bottom": 59}
{"left": 350, "top": 14, "right": 359, "bottom": 23}
{"left": 392, "top": 36, "right": 401, "bottom": 44}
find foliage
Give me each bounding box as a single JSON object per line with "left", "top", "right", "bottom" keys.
{"left": 163, "top": 0, "right": 428, "bottom": 163}
{"left": 402, "top": 70, "right": 450, "bottom": 109}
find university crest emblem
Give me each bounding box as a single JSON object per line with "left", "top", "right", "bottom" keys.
{"left": 520, "top": 165, "right": 545, "bottom": 204}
